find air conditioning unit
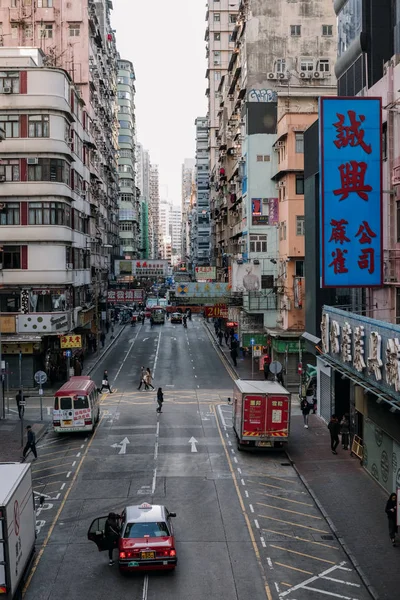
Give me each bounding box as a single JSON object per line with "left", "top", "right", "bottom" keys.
{"left": 299, "top": 72, "right": 311, "bottom": 79}
{"left": 267, "top": 72, "right": 277, "bottom": 80}
{"left": 2, "top": 87, "right": 11, "bottom": 94}
{"left": 277, "top": 72, "right": 287, "bottom": 80}
{"left": 27, "top": 158, "right": 38, "bottom": 165}
{"left": 313, "top": 71, "right": 321, "bottom": 78}
{"left": 67, "top": 137, "right": 74, "bottom": 145}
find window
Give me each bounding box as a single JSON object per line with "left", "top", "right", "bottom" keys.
{"left": 0, "top": 203, "right": 20, "bottom": 225}
{"left": 249, "top": 235, "right": 267, "bottom": 253}
{"left": 23, "top": 24, "right": 32, "bottom": 39}
{"left": 28, "top": 115, "right": 49, "bottom": 137}
{"left": 118, "top": 164, "right": 133, "bottom": 173}
{"left": 214, "top": 70, "right": 221, "bottom": 81}
{"left": 291, "top": 25, "right": 301, "bottom": 36}
{"left": 0, "top": 115, "right": 19, "bottom": 138}
{"left": 0, "top": 71, "right": 19, "bottom": 93}
{"left": 28, "top": 202, "right": 69, "bottom": 226}
{"left": 295, "top": 260, "right": 304, "bottom": 277}
{"left": 0, "top": 160, "right": 20, "bottom": 181}
{"left": 296, "top": 216, "right": 305, "bottom": 236}
{"left": 318, "top": 59, "right": 330, "bottom": 72}
{"left": 118, "top": 105, "right": 130, "bottom": 114}
{"left": 0, "top": 293, "right": 20, "bottom": 312}
{"left": 28, "top": 159, "right": 70, "bottom": 186}
{"left": 119, "top": 178, "right": 133, "bottom": 188}
{"left": 295, "top": 174, "right": 304, "bottom": 195}
{"left": 322, "top": 24, "right": 333, "bottom": 36}
{"left": 117, "top": 90, "right": 131, "bottom": 100}
{"left": 119, "top": 222, "right": 133, "bottom": 231}
{"left": 118, "top": 135, "right": 132, "bottom": 144}
{"left": 295, "top": 132, "right": 304, "bottom": 153}
{"left": 257, "top": 155, "right": 263, "bottom": 162}
{"left": 229, "top": 14, "right": 236, "bottom": 23}
{"left": 2, "top": 246, "right": 21, "bottom": 269}
{"left": 69, "top": 23, "right": 80, "bottom": 37}
{"left": 213, "top": 50, "right": 221, "bottom": 65}
{"left": 300, "top": 59, "right": 314, "bottom": 72}
{"left": 11, "top": 24, "right": 18, "bottom": 38}
{"left": 39, "top": 23, "right": 53, "bottom": 38}
{"left": 11, "top": 0, "right": 17, "bottom": 6}
{"left": 37, "top": 0, "right": 53, "bottom": 6}
{"left": 22, "top": 0, "right": 31, "bottom": 5}
{"left": 276, "top": 59, "right": 286, "bottom": 73}
{"left": 119, "top": 120, "right": 131, "bottom": 130}
{"left": 117, "top": 76, "right": 130, "bottom": 85}
{"left": 214, "top": 13, "right": 220, "bottom": 21}
{"left": 214, "top": 32, "right": 220, "bottom": 41}
{"left": 119, "top": 149, "right": 133, "bottom": 159}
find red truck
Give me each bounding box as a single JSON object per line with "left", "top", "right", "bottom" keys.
{"left": 233, "top": 380, "right": 290, "bottom": 450}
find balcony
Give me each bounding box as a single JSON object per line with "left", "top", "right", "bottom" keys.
{"left": 242, "top": 292, "right": 277, "bottom": 312}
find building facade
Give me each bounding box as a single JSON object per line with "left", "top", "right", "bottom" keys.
{"left": 181, "top": 158, "right": 195, "bottom": 265}
{"left": 136, "top": 142, "right": 150, "bottom": 259}
{"left": 193, "top": 116, "right": 211, "bottom": 267}
{"left": 117, "top": 58, "right": 140, "bottom": 259}
{"left": 149, "top": 163, "right": 160, "bottom": 259}
{"left": 171, "top": 205, "right": 182, "bottom": 265}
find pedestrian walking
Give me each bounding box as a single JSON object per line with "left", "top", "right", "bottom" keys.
{"left": 300, "top": 398, "right": 311, "bottom": 428}
{"left": 105, "top": 512, "right": 121, "bottom": 565}
{"left": 16, "top": 389, "right": 28, "bottom": 419}
{"left": 230, "top": 347, "right": 238, "bottom": 367}
{"left": 145, "top": 367, "right": 155, "bottom": 391}
{"left": 137, "top": 366, "right": 146, "bottom": 390}
{"left": 150, "top": 316, "right": 154, "bottom": 328}
{"left": 263, "top": 360, "right": 270, "bottom": 381}
{"left": 106, "top": 320, "right": 110, "bottom": 334}
{"left": 340, "top": 414, "right": 350, "bottom": 450}
{"left": 100, "top": 331, "right": 106, "bottom": 348}
{"left": 385, "top": 493, "right": 398, "bottom": 546}
{"left": 328, "top": 414, "right": 340, "bottom": 454}
{"left": 224, "top": 330, "right": 229, "bottom": 345}
{"left": 22, "top": 425, "right": 37, "bottom": 460}
{"left": 100, "top": 370, "right": 112, "bottom": 393}
{"left": 218, "top": 330, "right": 223, "bottom": 346}
{"left": 156, "top": 387, "right": 164, "bottom": 413}
{"left": 214, "top": 321, "right": 219, "bottom": 336}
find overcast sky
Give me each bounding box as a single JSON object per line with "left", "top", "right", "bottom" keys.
{"left": 111, "top": 0, "right": 207, "bottom": 205}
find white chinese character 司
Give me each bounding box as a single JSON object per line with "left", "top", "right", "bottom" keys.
{"left": 353, "top": 325, "right": 366, "bottom": 373}
{"left": 321, "top": 312, "right": 330, "bottom": 353}
{"left": 329, "top": 320, "right": 340, "bottom": 355}
{"left": 341, "top": 321, "right": 352, "bottom": 363}
{"left": 367, "top": 331, "right": 383, "bottom": 381}
{"left": 385, "top": 338, "right": 400, "bottom": 391}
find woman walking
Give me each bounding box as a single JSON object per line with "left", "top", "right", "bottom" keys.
{"left": 156, "top": 387, "right": 164, "bottom": 413}
{"left": 300, "top": 398, "right": 311, "bottom": 429}
{"left": 145, "top": 367, "right": 155, "bottom": 391}
{"left": 340, "top": 414, "right": 350, "bottom": 450}
{"left": 385, "top": 492, "right": 398, "bottom": 546}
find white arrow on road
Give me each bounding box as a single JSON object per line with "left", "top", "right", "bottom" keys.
{"left": 188, "top": 437, "right": 198, "bottom": 453}
{"left": 143, "top": 338, "right": 149, "bottom": 342}
{"left": 111, "top": 437, "right": 130, "bottom": 455}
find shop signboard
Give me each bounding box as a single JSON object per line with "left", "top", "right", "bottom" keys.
{"left": 251, "top": 198, "right": 276, "bottom": 226}
{"left": 204, "top": 304, "right": 228, "bottom": 318}
{"left": 242, "top": 333, "right": 267, "bottom": 347}
{"left": 17, "top": 313, "right": 70, "bottom": 334}
{"left": 0, "top": 316, "right": 16, "bottom": 334}
{"left": 175, "top": 282, "right": 230, "bottom": 298}
{"left": 60, "top": 335, "right": 82, "bottom": 349}
{"left": 272, "top": 339, "right": 305, "bottom": 354}
{"left": 115, "top": 260, "right": 169, "bottom": 277}
{"left": 107, "top": 289, "right": 143, "bottom": 304}
{"left": 319, "top": 97, "right": 383, "bottom": 287}
{"left": 195, "top": 266, "right": 216, "bottom": 280}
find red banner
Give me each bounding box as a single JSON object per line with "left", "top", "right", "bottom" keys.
{"left": 205, "top": 304, "right": 228, "bottom": 318}
{"left": 107, "top": 289, "right": 144, "bottom": 303}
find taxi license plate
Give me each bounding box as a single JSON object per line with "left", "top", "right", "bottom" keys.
{"left": 62, "top": 420, "right": 72, "bottom": 426}
{"left": 141, "top": 551, "right": 155, "bottom": 559}
{"left": 258, "top": 441, "right": 272, "bottom": 447}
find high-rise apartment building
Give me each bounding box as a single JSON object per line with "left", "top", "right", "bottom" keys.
{"left": 117, "top": 58, "right": 140, "bottom": 259}
{"left": 171, "top": 206, "right": 182, "bottom": 265}
{"left": 149, "top": 163, "right": 160, "bottom": 259}
{"left": 193, "top": 117, "right": 211, "bottom": 267}
{"left": 181, "top": 158, "right": 195, "bottom": 264}
{"left": 136, "top": 143, "right": 151, "bottom": 258}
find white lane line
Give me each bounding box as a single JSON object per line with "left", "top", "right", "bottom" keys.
{"left": 254, "top": 519, "right": 260, "bottom": 529}
{"left": 237, "top": 467, "right": 242, "bottom": 474}
{"left": 71, "top": 461, "right": 76, "bottom": 467}
{"left": 260, "top": 537, "right": 266, "bottom": 548}
{"left": 37, "top": 437, "right": 71, "bottom": 449}
{"left": 153, "top": 330, "right": 162, "bottom": 374}
{"left": 66, "top": 471, "right": 71, "bottom": 478}
{"left": 114, "top": 328, "right": 141, "bottom": 381}
{"left": 76, "top": 452, "right": 81, "bottom": 458}
{"left": 225, "top": 433, "right": 229, "bottom": 438}
{"left": 217, "top": 404, "right": 228, "bottom": 428}
{"left": 228, "top": 440, "right": 232, "bottom": 446}
{"left": 81, "top": 444, "right": 85, "bottom": 449}
{"left": 240, "top": 478, "right": 245, "bottom": 485}
{"left": 267, "top": 557, "right": 273, "bottom": 569}
{"left": 142, "top": 574, "right": 149, "bottom": 600}
{"left": 274, "top": 582, "right": 280, "bottom": 593}
{"left": 245, "top": 490, "right": 249, "bottom": 498}
{"left": 233, "top": 457, "right": 238, "bottom": 463}
{"left": 279, "top": 562, "right": 350, "bottom": 598}
{"left": 249, "top": 504, "right": 254, "bottom": 513}
{"left": 84, "top": 437, "right": 88, "bottom": 442}
{"left": 321, "top": 576, "right": 360, "bottom": 588}
{"left": 231, "top": 449, "right": 235, "bottom": 455}
{"left": 151, "top": 468, "right": 157, "bottom": 494}
{"left": 60, "top": 483, "right": 66, "bottom": 490}
{"left": 301, "top": 586, "right": 356, "bottom": 599}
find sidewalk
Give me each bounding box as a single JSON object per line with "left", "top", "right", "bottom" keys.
{"left": 0, "top": 325, "right": 126, "bottom": 463}
{"left": 205, "top": 319, "right": 398, "bottom": 600}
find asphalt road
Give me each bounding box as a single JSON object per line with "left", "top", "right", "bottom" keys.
{"left": 23, "top": 317, "right": 373, "bottom": 600}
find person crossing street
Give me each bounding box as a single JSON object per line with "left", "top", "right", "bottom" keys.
{"left": 156, "top": 387, "right": 164, "bottom": 413}
{"left": 22, "top": 425, "right": 37, "bottom": 461}
{"left": 100, "top": 370, "right": 113, "bottom": 393}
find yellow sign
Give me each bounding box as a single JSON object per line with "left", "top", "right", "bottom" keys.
{"left": 2, "top": 343, "right": 34, "bottom": 354}
{"left": 60, "top": 335, "right": 82, "bottom": 349}
{"left": 0, "top": 316, "right": 16, "bottom": 334}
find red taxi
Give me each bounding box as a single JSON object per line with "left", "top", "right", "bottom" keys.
{"left": 87, "top": 503, "right": 177, "bottom": 572}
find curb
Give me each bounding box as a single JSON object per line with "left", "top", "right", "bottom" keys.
{"left": 202, "top": 321, "right": 239, "bottom": 380}
{"left": 85, "top": 325, "right": 126, "bottom": 376}
{"left": 285, "top": 447, "right": 379, "bottom": 600}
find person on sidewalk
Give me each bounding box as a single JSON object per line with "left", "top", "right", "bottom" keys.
{"left": 105, "top": 512, "right": 121, "bottom": 565}
{"left": 137, "top": 366, "right": 146, "bottom": 390}
{"left": 145, "top": 367, "right": 155, "bottom": 391}
{"left": 230, "top": 346, "right": 238, "bottom": 367}
{"left": 100, "top": 331, "right": 106, "bottom": 348}
{"left": 218, "top": 330, "right": 224, "bottom": 346}
{"left": 328, "top": 414, "right": 340, "bottom": 454}
{"left": 385, "top": 492, "right": 398, "bottom": 546}
{"left": 16, "top": 390, "right": 29, "bottom": 419}
{"left": 224, "top": 330, "right": 229, "bottom": 345}
{"left": 300, "top": 398, "right": 311, "bottom": 428}
{"left": 22, "top": 425, "right": 37, "bottom": 460}
{"left": 340, "top": 414, "right": 350, "bottom": 450}
{"left": 156, "top": 387, "right": 164, "bottom": 413}
{"left": 263, "top": 361, "right": 270, "bottom": 381}
{"left": 100, "top": 370, "right": 112, "bottom": 393}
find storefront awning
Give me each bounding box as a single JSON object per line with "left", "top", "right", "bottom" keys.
{"left": 0, "top": 335, "right": 42, "bottom": 343}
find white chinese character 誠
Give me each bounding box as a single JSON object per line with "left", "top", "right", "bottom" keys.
{"left": 353, "top": 325, "right": 366, "bottom": 372}
{"left": 367, "top": 331, "right": 383, "bottom": 381}
{"left": 321, "top": 313, "right": 330, "bottom": 353}
{"left": 385, "top": 338, "right": 400, "bottom": 392}
{"left": 330, "top": 320, "right": 340, "bottom": 354}
{"left": 341, "top": 321, "right": 352, "bottom": 363}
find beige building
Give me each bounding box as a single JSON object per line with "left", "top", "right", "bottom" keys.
{"left": 149, "top": 163, "right": 160, "bottom": 259}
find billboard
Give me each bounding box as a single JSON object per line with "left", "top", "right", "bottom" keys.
{"left": 175, "top": 282, "right": 230, "bottom": 298}
{"left": 251, "top": 198, "right": 278, "bottom": 226}
{"left": 115, "top": 260, "right": 169, "bottom": 277}
{"left": 195, "top": 266, "right": 216, "bottom": 280}
{"left": 320, "top": 97, "right": 382, "bottom": 287}
{"left": 231, "top": 263, "right": 261, "bottom": 293}
{"left": 205, "top": 304, "right": 228, "bottom": 318}
{"left": 107, "top": 289, "right": 144, "bottom": 303}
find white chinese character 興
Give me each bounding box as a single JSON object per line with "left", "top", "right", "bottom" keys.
{"left": 341, "top": 321, "right": 352, "bottom": 363}
{"left": 385, "top": 338, "right": 400, "bottom": 391}
{"left": 321, "top": 312, "right": 330, "bottom": 353}
{"left": 330, "top": 320, "right": 340, "bottom": 354}
{"left": 353, "top": 325, "right": 366, "bottom": 373}
{"left": 367, "top": 331, "right": 383, "bottom": 381}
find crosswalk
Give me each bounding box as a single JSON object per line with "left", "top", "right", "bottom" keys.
{"left": 100, "top": 388, "right": 233, "bottom": 406}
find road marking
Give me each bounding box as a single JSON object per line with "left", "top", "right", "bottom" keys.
{"left": 23, "top": 414, "right": 105, "bottom": 596}
{"left": 245, "top": 490, "right": 249, "bottom": 498}
{"left": 188, "top": 437, "right": 198, "bottom": 452}
{"left": 274, "top": 582, "right": 280, "bottom": 593}
{"left": 114, "top": 329, "right": 141, "bottom": 380}
{"left": 279, "top": 562, "right": 351, "bottom": 598}
{"left": 249, "top": 504, "right": 254, "bottom": 513}
{"left": 237, "top": 467, "right": 242, "bottom": 474}
{"left": 76, "top": 452, "right": 81, "bottom": 458}
{"left": 142, "top": 574, "right": 149, "bottom": 600}
{"left": 66, "top": 471, "right": 71, "bottom": 478}
{"left": 228, "top": 440, "right": 232, "bottom": 446}
{"left": 151, "top": 468, "right": 157, "bottom": 494}
{"left": 267, "top": 557, "right": 274, "bottom": 569}
{"left": 241, "top": 478, "right": 245, "bottom": 485}
{"left": 260, "top": 537, "right": 266, "bottom": 547}
{"left": 47, "top": 406, "right": 51, "bottom": 416}
{"left": 37, "top": 437, "right": 72, "bottom": 449}
{"left": 256, "top": 502, "right": 322, "bottom": 520}
{"left": 301, "top": 585, "right": 356, "bottom": 598}
{"left": 81, "top": 444, "right": 85, "bottom": 449}
{"left": 275, "top": 562, "right": 313, "bottom": 575}
{"left": 217, "top": 403, "right": 228, "bottom": 428}
{"left": 257, "top": 493, "right": 313, "bottom": 507}
{"left": 322, "top": 576, "right": 360, "bottom": 587}
{"left": 153, "top": 330, "right": 162, "bottom": 374}
{"left": 254, "top": 519, "right": 260, "bottom": 529}
{"left": 71, "top": 461, "right": 76, "bottom": 467}
{"left": 270, "top": 545, "right": 335, "bottom": 565}
{"left": 32, "top": 471, "right": 70, "bottom": 481}
{"left": 258, "top": 514, "right": 329, "bottom": 534}
{"left": 280, "top": 582, "right": 292, "bottom": 588}
{"left": 249, "top": 480, "right": 306, "bottom": 494}
{"left": 111, "top": 437, "right": 130, "bottom": 454}
{"left": 263, "top": 528, "right": 337, "bottom": 549}
{"left": 60, "top": 483, "right": 66, "bottom": 490}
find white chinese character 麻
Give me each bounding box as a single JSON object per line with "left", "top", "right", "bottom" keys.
{"left": 321, "top": 312, "right": 329, "bottom": 353}
{"left": 353, "top": 325, "right": 366, "bottom": 372}
{"left": 330, "top": 320, "right": 340, "bottom": 354}
{"left": 385, "top": 338, "right": 400, "bottom": 391}
{"left": 367, "top": 331, "right": 383, "bottom": 381}
{"left": 341, "top": 321, "right": 352, "bottom": 363}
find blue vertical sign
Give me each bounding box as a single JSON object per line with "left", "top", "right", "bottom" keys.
{"left": 319, "top": 97, "right": 383, "bottom": 287}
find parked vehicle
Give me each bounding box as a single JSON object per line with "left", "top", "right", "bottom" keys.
{"left": 232, "top": 380, "right": 290, "bottom": 449}
{"left": 53, "top": 376, "right": 100, "bottom": 433}
{"left": 88, "top": 502, "right": 177, "bottom": 572}
{"left": 0, "top": 463, "right": 36, "bottom": 599}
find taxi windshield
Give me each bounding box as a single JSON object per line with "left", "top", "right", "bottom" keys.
{"left": 124, "top": 521, "right": 170, "bottom": 538}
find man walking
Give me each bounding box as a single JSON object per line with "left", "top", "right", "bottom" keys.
{"left": 100, "top": 370, "right": 112, "bottom": 393}
{"left": 137, "top": 366, "right": 146, "bottom": 390}
{"left": 22, "top": 425, "right": 37, "bottom": 461}
{"left": 100, "top": 331, "right": 106, "bottom": 348}
{"left": 218, "top": 330, "right": 224, "bottom": 346}
{"left": 328, "top": 414, "right": 340, "bottom": 454}
{"left": 300, "top": 398, "right": 311, "bottom": 429}
{"left": 156, "top": 387, "right": 164, "bottom": 413}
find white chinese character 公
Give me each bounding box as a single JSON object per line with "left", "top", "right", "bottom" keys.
{"left": 385, "top": 338, "right": 400, "bottom": 391}
{"left": 341, "top": 321, "right": 352, "bottom": 363}
{"left": 353, "top": 325, "right": 366, "bottom": 373}
{"left": 367, "top": 331, "right": 383, "bottom": 381}
{"left": 321, "top": 312, "right": 330, "bottom": 353}
{"left": 329, "top": 320, "right": 340, "bottom": 354}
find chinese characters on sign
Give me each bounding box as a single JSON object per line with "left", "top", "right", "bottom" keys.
{"left": 60, "top": 335, "right": 82, "bottom": 349}
{"left": 195, "top": 266, "right": 216, "bottom": 281}
{"left": 107, "top": 289, "right": 143, "bottom": 303}
{"left": 320, "top": 98, "right": 382, "bottom": 287}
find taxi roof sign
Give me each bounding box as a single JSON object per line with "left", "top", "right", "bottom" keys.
{"left": 139, "top": 502, "right": 152, "bottom": 509}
